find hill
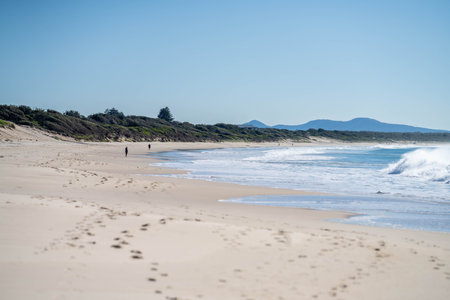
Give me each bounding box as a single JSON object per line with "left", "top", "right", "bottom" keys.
{"left": 243, "top": 118, "right": 449, "bottom": 133}
{"left": 239, "top": 120, "right": 270, "bottom": 129}
{"left": 0, "top": 105, "right": 308, "bottom": 142}
{"left": 1, "top": 105, "right": 449, "bottom": 143}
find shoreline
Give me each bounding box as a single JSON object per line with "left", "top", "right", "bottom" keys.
{"left": 150, "top": 143, "right": 449, "bottom": 233}
{"left": 1, "top": 134, "right": 450, "bottom": 299}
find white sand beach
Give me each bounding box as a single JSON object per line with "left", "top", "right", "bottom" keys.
{"left": 1, "top": 125, "right": 449, "bottom": 300}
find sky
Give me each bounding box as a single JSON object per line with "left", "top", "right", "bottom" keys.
{"left": 1, "top": 0, "right": 449, "bottom": 130}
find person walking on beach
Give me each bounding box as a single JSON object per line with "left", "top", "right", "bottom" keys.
{"left": 148, "top": 143, "right": 151, "bottom": 151}
{"left": 125, "top": 146, "right": 128, "bottom": 157}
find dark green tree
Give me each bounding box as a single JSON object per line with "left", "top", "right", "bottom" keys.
{"left": 64, "top": 110, "right": 82, "bottom": 118}
{"left": 104, "top": 108, "right": 124, "bottom": 117}
{"left": 158, "top": 107, "right": 174, "bottom": 122}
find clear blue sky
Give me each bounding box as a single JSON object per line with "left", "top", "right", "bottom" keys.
{"left": 1, "top": 0, "right": 449, "bottom": 129}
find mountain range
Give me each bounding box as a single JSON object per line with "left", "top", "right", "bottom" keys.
{"left": 241, "top": 118, "right": 449, "bottom": 133}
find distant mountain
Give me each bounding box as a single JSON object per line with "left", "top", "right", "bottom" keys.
{"left": 239, "top": 120, "right": 270, "bottom": 128}
{"left": 242, "top": 118, "right": 449, "bottom": 133}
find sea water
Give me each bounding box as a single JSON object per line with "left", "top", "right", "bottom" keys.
{"left": 153, "top": 145, "right": 450, "bottom": 232}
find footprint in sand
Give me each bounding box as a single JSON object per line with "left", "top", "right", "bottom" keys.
{"left": 121, "top": 230, "right": 134, "bottom": 238}
{"left": 130, "top": 250, "right": 143, "bottom": 259}
{"left": 140, "top": 223, "right": 150, "bottom": 231}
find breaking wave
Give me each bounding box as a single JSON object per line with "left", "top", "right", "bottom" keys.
{"left": 385, "top": 147, "right": 450, "bottom": 183}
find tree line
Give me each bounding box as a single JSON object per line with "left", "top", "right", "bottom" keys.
{"left": 1, "top": 104, "right": 449, "bottom": 143}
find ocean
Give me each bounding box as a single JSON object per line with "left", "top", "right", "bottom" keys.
{"left": 152, "top": 145, "right": 450, "bottom": 232}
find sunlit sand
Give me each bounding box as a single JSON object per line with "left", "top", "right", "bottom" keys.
{"left": 1, "top": 126, "right": 449, "bottom": 300}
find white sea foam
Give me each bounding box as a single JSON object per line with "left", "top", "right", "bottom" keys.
{"left": 385, "top": 146, "right": 450, "bottom": 182}
{"left": 371, "top": 144, "right": 424, "bottom": 149}
{"left": 243, "top": 147, "right": 332, "bottom": 162}
{"left": 156, "top": 145, "right": 450, "bottom": 202}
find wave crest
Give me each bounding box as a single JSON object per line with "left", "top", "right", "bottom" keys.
{"left": 385, "top": 147, "right": 450, "bottom": 182}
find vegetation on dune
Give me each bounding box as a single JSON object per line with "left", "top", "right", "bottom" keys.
{"left": 0, "top": 104, "right": 449, "bottom": 143}
{"left": 0, "top": 119, "right": 15, "bottom": 128}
